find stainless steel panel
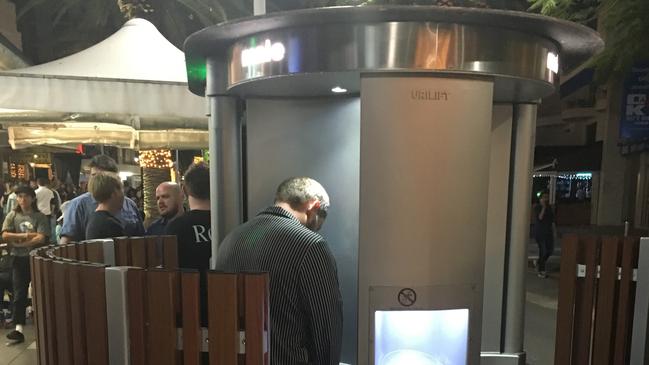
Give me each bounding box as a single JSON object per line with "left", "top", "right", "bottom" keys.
{"left": 186, "top": 6, "right": 603, "bottom": 97}
{"left": 226, "top": 22, "right": 557, "bottom": 101}
{"left": 359, "top": 76, "right": 494, "bottom": 365}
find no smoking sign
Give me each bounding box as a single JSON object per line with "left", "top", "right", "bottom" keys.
{"left": 397, "top": 288, "right": 417, "bottom": 307}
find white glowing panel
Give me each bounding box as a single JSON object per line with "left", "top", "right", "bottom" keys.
{"left": 374, "top": 310, "right": 469, "bottom": 365}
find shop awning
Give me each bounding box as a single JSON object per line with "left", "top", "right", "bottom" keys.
{"left": 0, "top": 18, "right": 207, "bottom": 148}
{"left": 4, "top": 122, "right": 208, "bottom": 150}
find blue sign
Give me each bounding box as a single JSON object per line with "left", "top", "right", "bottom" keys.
{"left": 620, "top": 62, "right": 649, "bottom": 141}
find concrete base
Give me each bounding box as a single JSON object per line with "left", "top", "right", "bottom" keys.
{"left": 481, "top": 352, "right": 526, "bottom": 365}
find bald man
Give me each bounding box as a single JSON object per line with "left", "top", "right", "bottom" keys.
{"left": 146, "top": 182, "right": 185, "bottom": 235}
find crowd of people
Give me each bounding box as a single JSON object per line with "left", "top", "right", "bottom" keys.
{"left": 0, "top": 154, "right": 343, "bottom": 365}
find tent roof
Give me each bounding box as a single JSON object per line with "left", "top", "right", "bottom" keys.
{"left": 12, "top": 18, "right": 188, "bottom": 82}
{"left": 0, "top": 18, "right": 206, "bottom": 149}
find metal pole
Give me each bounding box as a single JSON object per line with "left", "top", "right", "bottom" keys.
{"left": 503, "top": 103, "right": 537, "bottom": 358}
{"left": 206, "top": 60, "right": 243, "bottom": 270}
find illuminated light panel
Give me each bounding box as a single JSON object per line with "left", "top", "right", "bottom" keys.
{"left": 547, "top": 52, "right": 559, "bottom": 74}
{"left": 375, "top": 309, "right": 469, "bottom": 365}
{"left": 332, "top": 86, "right": 348, "bottom": 93}
{"left": 241, "top": 39, "right": 285, "bottom": 68}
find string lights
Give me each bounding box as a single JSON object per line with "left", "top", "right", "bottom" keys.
{"left": 139, "top": 149, "right": 173, "bottom": 169}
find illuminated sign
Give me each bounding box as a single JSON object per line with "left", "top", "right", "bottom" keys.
{"left": 241, "top": 39, "right": 285, "bottom": 68}
{"left": 547, "top": 52, "right": 559, "bottom": 74}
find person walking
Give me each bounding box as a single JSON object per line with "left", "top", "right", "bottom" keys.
{"left": 534, "top": 191, "right": 556, "bottom": 278}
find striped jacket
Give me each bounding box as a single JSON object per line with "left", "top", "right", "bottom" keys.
{"left": 215, "top": 206, "right": 343, "bottom": 365}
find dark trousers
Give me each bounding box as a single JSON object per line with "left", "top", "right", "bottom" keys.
{"left": 535, "top": 232, "right": 554, "bottom": 272}
{"left": 11, "top": 256, "right": 30, "bottom": 325}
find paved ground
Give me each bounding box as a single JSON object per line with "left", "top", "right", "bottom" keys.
{"left": 0, "top": 324, "right": 37, "bottom": 365}
{"left": 525, "top": 251, "right": 560, "bottom": 365}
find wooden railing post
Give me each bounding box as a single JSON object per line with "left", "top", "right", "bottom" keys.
{"left": 208, "top": 272, "right": 239, "bottom": 364}
{"left": 614, "top": 237, "right": 639, "bottom": 364}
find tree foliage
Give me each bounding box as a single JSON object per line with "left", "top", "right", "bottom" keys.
{"left": 527, "top": 0, "right": 649, "bottom": 82}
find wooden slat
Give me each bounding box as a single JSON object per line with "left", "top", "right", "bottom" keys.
{"left": 130, "top": 237, "right": 147, "bottom": 268}
{"left": 244, "top": 273, "right": 269, "bottom": 365}
{"left": 127, "top": 269, "right": 147, "bottom": 365}
{"left": 52, "top": 262, "right": 73, "bottom": 365}
{"left": 613, "top": 237, "right": 640, "bottom": 364}
{"left": 593, "top": 237, "right": 621, "bottom": 365}
{"left": 146, "top": 270, "right": 180, "bottom": 365}
{"left": 31, "top": 255, "right": 47, "bottom": 365}
{"left": 146, "top": 236, "right": 162, "bottom": 268}
{"left": 77, "top": 243, "right": 87, "bottom": 261}
{"left": 208, "top": 273, "right": 239, "bottom": 365}
{"left": 61, "top": 245, "right": 70, "bottom": 259}
{"left": 114, "top": 237, "right": 131, "bottom": 266}
{"left": 555, "top": 234, "right": 579, "bottom": 365}
{"left": 68, "top": 244, "right": 79, "bottom": 260}
{"left": 162, "top": 236, "right": 178, "bottom": 270}
{"left": 82, "top": 265, "right": 109, "bottom": 365}
{"left": 572, "top": 236, "right": 599, "bottom": 364}
{"left": 182, "top": 271, "right": 201, "bottom": 365}
{"left": 86, "top": 243, "right": 104, "bottom": 263}
{"left": 42, "top": 259, "right": 58, "bottom": 365}
{"left": 68, "top": 264, "right": 88, "bottom": 365}
{"left": 52, "top": 246, "right": 63, "bottom": 258}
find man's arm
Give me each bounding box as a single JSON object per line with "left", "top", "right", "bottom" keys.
{"left": 10, "top": 233, "right": 46, "bottom": 248}
{"left": 299, "top": 241, "right": 343, "bottom": 365}
{"left": 123, "top": 197, "right": 145, "bottom": 236}
{"left": 60, "top": 198, "right": 83, "bottom": 243}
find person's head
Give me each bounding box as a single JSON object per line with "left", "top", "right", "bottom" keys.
{"left": 14, "top": 184, "right": 38, "bottom": 213}
{"left": 88, "top": 154, "right": 119, "bottom": 177}
{"left": 183, "top": 162, "right": 210, "bottom": 201}
{"left": 539, "top": 190, "right": 550, "bottom": 204}
{"left": 37, "top": 177, "right": 48, "bottom": 187}
{"left": 156, "top": 182, "right": 184, "bottom": 219}
{"left": 29, "top": 179, "right": 38, "bottom": 189}
{"left": 88, "top": 172, "right": 124, "bottom": 213}
{"left": 274, "top": 177, "right": 330, "bottom": 232}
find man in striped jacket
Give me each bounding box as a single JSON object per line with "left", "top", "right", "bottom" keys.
{"left": 215, "top": 177, "right": 343, "bottom": 365}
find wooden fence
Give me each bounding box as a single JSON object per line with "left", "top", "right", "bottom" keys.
{"left": 554, "top": 234, "right": 639, "bottom": 365}
{"left": 30, "top": 236, "right": 270, "bottom": 365}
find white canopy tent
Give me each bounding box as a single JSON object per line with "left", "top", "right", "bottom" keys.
{"left": 0, "top": 18, "right": 207, "bottom": 149}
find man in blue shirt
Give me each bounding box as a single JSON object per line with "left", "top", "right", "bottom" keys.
{"left": 146, "top": 181, "right": 184, "bottom": 235}
{"left": 60, "top": 155, "right": 144, "bottom": 244}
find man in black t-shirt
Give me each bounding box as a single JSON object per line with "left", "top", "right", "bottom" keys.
{"left": 165, "top": 162, "right": 211, "bottom": 327}
{"left": 165, "top": 162, "right": 211, "bottom": 270}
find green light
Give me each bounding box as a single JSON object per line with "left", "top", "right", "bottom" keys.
{"left": 186, "top": 57, "right": 207, "bottom": 84}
